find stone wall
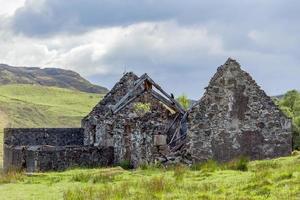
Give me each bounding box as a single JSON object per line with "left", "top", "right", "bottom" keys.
{"left": 4, "top": 145, "right": 113, "bottom": 172}
{"left": 3, "top": 128, "right": 114, "bottom": 172}
{"left": 185, "top": 58, "right": 292, "bottom": 163}
{"left": 98, "top": 98, "right": 173, "bottom": 168}
{"left": 4, "top": 128, "right": 84, "bottom": 146}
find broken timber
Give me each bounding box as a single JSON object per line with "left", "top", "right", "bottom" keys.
{"left": 111, "top": 73, "right": 188, "bottom": 151}
{"left": 112, "top": 73, "right": 185, "bottom": 114}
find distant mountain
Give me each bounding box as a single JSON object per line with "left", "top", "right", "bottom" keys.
{"left": 0, "top": 64, "right": 108, "bottom": 94}
{"left": 273, "top": 94, "right": 285, "bottom": 100}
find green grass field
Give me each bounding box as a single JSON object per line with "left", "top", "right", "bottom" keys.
{"left": 0, "top": 154, "right": 300, "bottom": 200}
{"left": 0, "top": 84, "right": 103, "bottom": 167}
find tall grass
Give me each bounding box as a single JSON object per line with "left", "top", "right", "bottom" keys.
{"left": 223, "top": 156, "right": 249, "bottom": 171}
{"left": 191, "top": 156, "right": 249, "bottom": 172}
{"left": 70, "top": 171, "right": 118, "bottom": 183}
{"left": 1, "top": 155, "right": 300, "bottom": 199}
{"left": 0, "top": 169, "right": 24, "bottom": 184}
{"left": 172, "top": 164, "right": 187, "bottom": 181}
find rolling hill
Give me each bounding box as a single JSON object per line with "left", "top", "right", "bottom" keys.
{"left": 0, "top": 84, "right": 103, "bottom": 167}
{"left": 0, "top": 64, "right": 108, "bottom": 94}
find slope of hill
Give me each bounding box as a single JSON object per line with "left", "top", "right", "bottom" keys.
{"left": 0, "top": 84, "right": 103, "bottom": 167}
{"left": 0, "top": 64, "right": 108, "bottom": 94}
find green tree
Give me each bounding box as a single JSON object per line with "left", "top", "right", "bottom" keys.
{"left": 279, "top": 106, "right": 293, "bottom": 118}
{"left": 278, "top": 90, "right": 300, "bottom": 150}
{"left": 177, "top": 94, "right": 190, "bottom": 110}
{"left": 280, "top": 90, "right": 300, "bottom": 113}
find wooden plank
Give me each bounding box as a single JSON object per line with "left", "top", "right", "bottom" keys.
{"left": 145, "top": 76, "right": 185, "bottom": 114}
{"left": 112, "top": 75, "right": 147, "bottom": 112}
{"left": 168, "top": 113, "right": 188, "bottom": 146}
{"left": 113, "top": 90, "right": 144, "bottom": 114}
{"left": 168, "top": 125, "right": 181, "bottom": 146}
{"left": 150, "top": 90, "right": 178, "bottom": 112}
{"left": 170, "top": 138, "right": 186, "bottom": 152}
{"left": 165, "top": 113, "right": 180, "bottom": 133}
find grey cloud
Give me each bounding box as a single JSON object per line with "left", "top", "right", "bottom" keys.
{"left": 9, "top": 0, "right": 300, "bottom": 37}
{"left": 9, "top": 0, "right": 300, "bottom": 61}
{"left": 10, "top": 0, "right": 177, "bottom": 36}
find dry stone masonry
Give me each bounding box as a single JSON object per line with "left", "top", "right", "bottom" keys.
{"left": 3, "top": 58, "right": 293, "bottom": 172}
{"left": 185, "top": 58, "right": 292, "bottom": 163}
{"left": 82, "top": 72, "right": 181, "bottom": 167}
{"left": 3, "top": 128, "right": 113, "bottom": 172}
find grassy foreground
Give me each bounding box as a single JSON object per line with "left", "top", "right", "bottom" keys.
{"left": 0, "top": 84, "right": 103, "bottom": 167}
{"left": 0, "top": 154, "right": 300, "bottom": 200}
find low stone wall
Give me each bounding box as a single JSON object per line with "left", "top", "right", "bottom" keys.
{"left": 3, "top": 128, "right": 114, "bottom": 172}
{"left": 4, "top": 145, "right": 114, "bottom": 172}
{"left": 4, "top": 128, "right": 84, "bottom": 146}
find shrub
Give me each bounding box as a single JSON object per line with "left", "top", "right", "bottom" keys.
{"left": 133, "top": 102, "right": 151, "bottom": 116}
{"left": 224, "top": 156, "right": 249, "bottom": 171}
{"left": 292, "top": 150, "right": 300, "bottom": 156}
{"left": 277, "top": 90, "right": 300, "bottom": 150}
{"left": 176, "top": 94, "right": 190, "bottom": 110}
{"left": 119, "top": 160, "right": 134, "bottom": 170}
{"left": 191, "top": 160, "right": 219, "bottom": 172}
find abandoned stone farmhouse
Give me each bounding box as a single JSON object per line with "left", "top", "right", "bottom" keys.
{"left": 3, "top": 58, "right": 292, "bottom": 172}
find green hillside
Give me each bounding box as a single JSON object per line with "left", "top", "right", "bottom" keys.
{"left": 0, "top": 84, "right": 103, "bottom": 167}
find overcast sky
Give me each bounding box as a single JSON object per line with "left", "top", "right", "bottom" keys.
{"left": 0, "top": 0, "right": 299, "bottom": 99}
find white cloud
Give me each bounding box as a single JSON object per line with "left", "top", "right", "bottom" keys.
{"left": 0, "top": 21, "right": 222, "bottom": 73}
{"left": 0, "top": 30, "right": 56, "bottom": 66}
{"left": 0, "top": 0, "right": 26, "bottom": 16}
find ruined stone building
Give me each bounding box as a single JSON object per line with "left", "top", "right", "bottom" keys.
{"left": 82, "top": 72, "right": 186, "bottom": 167}
{"left": 185, "top": 58, "right": 292, "bottom": 163}
{"left": 3, "top": 58, "right": 292, "bottom": 172}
